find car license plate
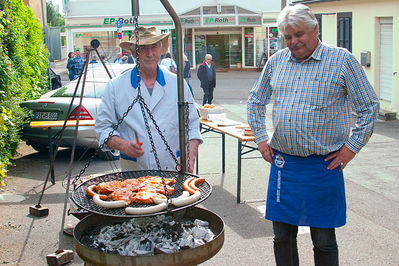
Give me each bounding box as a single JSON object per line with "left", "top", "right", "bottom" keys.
{"left": 33, "top": 111, "right": 58, "bottom": 120}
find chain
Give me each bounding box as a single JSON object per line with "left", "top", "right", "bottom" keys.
{"left": 72, "top": 17, "right": 187, "bottom": 203}
{"left": 72, "top": 17, "right": 141, "bottom": 186}
{"left": 72, "top": 97, "right": 139, "bottom": 187}
{"left": 184, "top": 102, "right": 191, "bottom": 172}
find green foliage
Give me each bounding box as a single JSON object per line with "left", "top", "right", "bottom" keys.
{"left": 0, "top": 0, "right": 49, "bottom": 185}
{"left": 46, "top": 1, "right": 65, "bottom": 31}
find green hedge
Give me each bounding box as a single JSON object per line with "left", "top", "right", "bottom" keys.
{"left": 0, "top": 0, "right": 49, "bottom": 185}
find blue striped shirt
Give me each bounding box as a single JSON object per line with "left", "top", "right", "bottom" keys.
{"left": 247, "top": 41, "right": 379, "bottom": 156}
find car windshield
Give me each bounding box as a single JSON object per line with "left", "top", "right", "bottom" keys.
{"left": 51, "top": 80, "right": 109, "bottom": 98}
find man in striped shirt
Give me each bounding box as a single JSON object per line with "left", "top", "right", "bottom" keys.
{"left": 247, "top": 4, "right": 379, "bottom": 266}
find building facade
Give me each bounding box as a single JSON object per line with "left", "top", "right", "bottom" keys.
{"left": 294, "top": 0, "right": 398, "bottom": 116}
{"left": 62, "top": 0, "right": 282, "bottom": 69}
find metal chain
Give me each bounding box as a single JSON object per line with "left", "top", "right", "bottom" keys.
{"left": 72, "top": 17, "right": 141, "bottom": 186}
{"left": 72, "top": 17, "right": 188, "bottom": 203}
{"left": 139, "top": 96, "right": 180, "bottom": 169}
{"left": 184, "top": 102, "right": 191, "bottom": 172}
{"left": 72, "top": 96, "right": 139, "bottom": 186}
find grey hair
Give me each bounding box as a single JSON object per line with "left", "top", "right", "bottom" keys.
{"left": 205, "top": 54, "right": 212, "bottom": 60}
{"left": 277, "top": 4, "right": 318, "bottom": 36}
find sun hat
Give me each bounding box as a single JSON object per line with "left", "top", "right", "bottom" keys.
{"left": 120, "top": 27, "right": 169, "bottom": 54}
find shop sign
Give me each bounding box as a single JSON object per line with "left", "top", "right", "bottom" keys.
{"left": 203, "top": 16, "right": 235, "bottom": 25}
{"left": 181, "top": 17, "right": 200, "bottom": 26}
{"left": 75, "top": 32, "right": 131, "bottom": 38}
{"left": 244, "top": 33, "right": 254, "bottom": 38}
{"left": 103, "top": 17, "right": 135, "bottom": 25}
{"left": 239, "top": 16, "right": 261, "bottom": 25}
{"left": 263, "top": 18, "right": 277, "bottom": 24}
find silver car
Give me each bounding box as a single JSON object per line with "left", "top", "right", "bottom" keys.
{"left": 20, "top": 63, "right": 134, "bottom": 160}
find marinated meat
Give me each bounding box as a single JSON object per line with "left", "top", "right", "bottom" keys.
{"left": 96, "top": 180, "right": 122, "bottom": 194}
{"left": 109, "top": 188, "right": 134, "bottom": 204}
{"left": 90, "top": 176, "right": 175, "bottom": 204}
{"left": 131, "top": 191, "right": 166, "bottom": 204}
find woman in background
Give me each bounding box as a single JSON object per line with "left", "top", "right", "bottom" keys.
{"left": 183, "top": 54, "right": 193, "bottom": 96}
{"left": 66, "top": 52, "right": 75, "bottom": 81}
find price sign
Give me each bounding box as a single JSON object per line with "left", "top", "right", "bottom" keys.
{"left": 117, "top": 32, "right": 123, "bottom": 40}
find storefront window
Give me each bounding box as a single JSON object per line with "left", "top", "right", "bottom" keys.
{"left": 194, "top": 33, "right": 241, "bottom": 69}
{"left": 268, "top": 27, "right": 280, "bottom": 57}
{"left": 244, "top": 27, "right": 254, "bottom": 66}
{"left": 184, "top": 29, "right": 193, "bottom": 67}
{"left": 195, "top": 35, "right": 206, "bottom": 67}
{"left": 229, "top": 34, "right": 242, "bottom": 68}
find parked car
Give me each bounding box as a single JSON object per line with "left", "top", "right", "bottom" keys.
{"left": 20, "top": 63, "right": 134, "bottom": 160}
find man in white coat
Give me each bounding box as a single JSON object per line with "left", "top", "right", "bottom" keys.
{"left": 95, "top": 27, "right": 201, "bottom": 173}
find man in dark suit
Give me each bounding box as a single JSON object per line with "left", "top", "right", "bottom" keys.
{"left": 197, "top": 54, "right": 216, "bottom": 105}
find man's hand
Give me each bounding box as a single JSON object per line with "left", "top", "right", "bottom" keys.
{"left": 187, "top": 139, "right": 200, "bottom": 173}
{"left": 325, "top": 145, "right": 356, "bottom": 171}
{"left": 258, "top": 141, "right": 274, "bottom": 164}
{"left": 107, "top": 136, "right": 144, "bottom": 159}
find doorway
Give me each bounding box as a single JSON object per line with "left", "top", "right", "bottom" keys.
{"left": 206, "top": 35, "right": 229, "bottom": 68}
{"left": 378, "top": 17, "right": 393, "bottom": 101}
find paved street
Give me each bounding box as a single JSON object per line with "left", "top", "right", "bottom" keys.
{"left": 0, "top": 66, "right": 398, "bottom": 265}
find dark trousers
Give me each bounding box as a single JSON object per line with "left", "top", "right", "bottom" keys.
{"left": 202, "top": 86, "right": 214, "bottom": 105}
{"left": 272, "top": 221, "right": 339, "bottom": 266}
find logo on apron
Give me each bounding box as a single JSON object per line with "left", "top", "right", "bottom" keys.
{"left": 274, "top": 154, "right": 285, "bottom": 168}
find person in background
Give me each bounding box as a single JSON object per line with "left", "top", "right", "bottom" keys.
{"left": 114, "top": 52, "right": 122, "bottom": 64}
{"left": 197, "top": 54, "right": 216, "bottom": 106}
{"left": 72, "top": 50, "right": 85, "bottom": 80}
{"left": 95, "top": 26, "right": 201, "bottom": 173}
{"left": 89, "top": 55, "right": 99, "bottom": 64}
{"left": 66, "top": 51, "right": 75, "bottom": 81}
{"left": 183, "top": 54, "right": 193, "bottom": 96}
{"left": 247, "top": 4, "right": 379, "bottom": 266}
{"left": 126, "top": 52, "right": 135, "bottom": 64}
{"left": 121, "top": 55, "right": 128, "bottom": 64}
{"left": 160, "top": 52, "right": 177, "bottom": 73}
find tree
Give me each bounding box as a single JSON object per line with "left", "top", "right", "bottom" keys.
{"left": 0, "top": 0, "right": 49, "bottom": 185}
{"left": 46, "top": 1, "right": 65, "bottom": 30}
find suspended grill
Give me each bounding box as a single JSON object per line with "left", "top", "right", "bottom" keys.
{"left": 71, "top": 170, "right": 211, "bottom": 218}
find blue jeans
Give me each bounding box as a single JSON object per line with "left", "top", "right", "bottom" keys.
{"left": 272, "top": 221, "right": 338, "bottom": 266}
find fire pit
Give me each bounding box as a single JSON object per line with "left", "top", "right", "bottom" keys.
{"left": 74, "top": 207, "right": 224, "bottom": 266}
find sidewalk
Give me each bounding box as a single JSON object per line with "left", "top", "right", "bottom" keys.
{"left": 51, "top": 59, "right": 69, "bottom": 83}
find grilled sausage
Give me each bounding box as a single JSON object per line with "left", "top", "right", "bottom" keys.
{"left": 86, "top": 184, "right": 108, "bottom": 200}
{"left": 183, "top": 177, "right": 196, "bottom": 195}
{"left": 125, "top": 202, "right": 168, "bottom": 215}
{"left": 189, "top": 177, "right": 205, "bottom": 191}
{"left": 93, "top": 194, "right": 126, "bottom": 208}
{"left": 172, "top": 190, "right": 201, "bottom": 207}
{"left": 153, "top": 191, "right": 190, "bottom": 205}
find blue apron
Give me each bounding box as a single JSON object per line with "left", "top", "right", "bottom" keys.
{"left": 265, "top": 152, "right": 346, "bottom": 228}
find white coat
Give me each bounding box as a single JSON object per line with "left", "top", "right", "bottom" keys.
{"left": 95, "top": 65, "right": 202, "bottom": 171}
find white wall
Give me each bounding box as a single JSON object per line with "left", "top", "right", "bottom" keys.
{"left": 64, "top": 0, "right": 282, "bottom": 17}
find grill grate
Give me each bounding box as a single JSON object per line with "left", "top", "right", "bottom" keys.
{"left": 71, "top": 170, "right": 212, "bottom": 218}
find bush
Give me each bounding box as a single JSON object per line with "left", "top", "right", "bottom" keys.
{"left": 0, "top": 0, "right": 49, "bottom": 185}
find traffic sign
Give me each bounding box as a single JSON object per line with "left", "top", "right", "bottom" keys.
{"left": 117, "top": 32, "right": 122, "bottom": 40}
{"left": 116, "top": 20, "right": 123, "bottom": 28}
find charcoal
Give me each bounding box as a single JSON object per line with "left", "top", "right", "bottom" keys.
{"left": 83, "top": 215, "right": 215, "bottom": 256}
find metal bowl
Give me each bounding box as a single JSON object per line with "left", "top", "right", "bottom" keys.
{"left": 73, "top": 207, "right": 225, "bottom": 266}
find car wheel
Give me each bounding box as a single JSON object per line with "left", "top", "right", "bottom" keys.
{"left": 97, "top": 149, "right": 120, "bottom": 161}
{"left": 30, "top": 143, "right": 48, "bottom": 153}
